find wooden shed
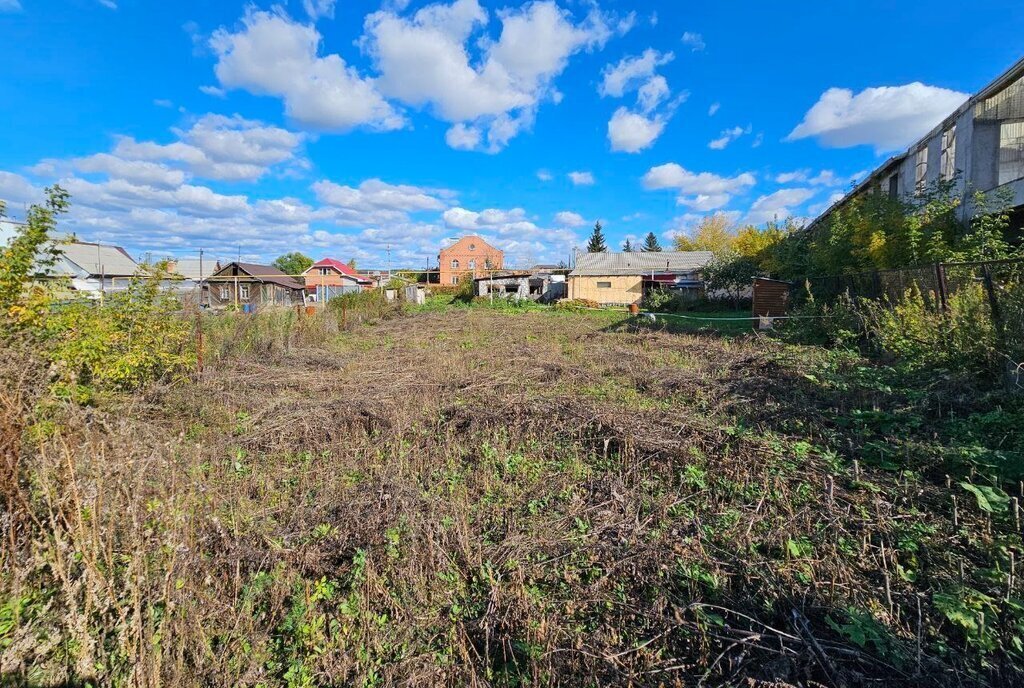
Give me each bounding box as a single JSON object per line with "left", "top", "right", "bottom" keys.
{"left": 751, "top": 278, "right": 792, "bottom": 328}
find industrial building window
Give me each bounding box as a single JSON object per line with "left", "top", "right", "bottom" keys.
{"left": 596, "top": 281, "right": 612, "bottom": 288}
{"left": 914, "top": 147, "right": 928, "bottom": 192}
{"left": 999, "top": 120, "right": 1024, "bottom": 186}
{"left": 239, "top": 284, "right": 250, "bottom": 300}
{"left": 888, "top": 173, "right": 899, "bottom": 199}
{"left": 940, "top": 126, "right": 956, "bottom": 181}
{"left": 450, "top": 259, "right": 459, "bottom": 269}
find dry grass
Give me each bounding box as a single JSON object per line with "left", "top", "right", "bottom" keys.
{"left": 2, "top": 308, "right": 1023, "bottom": 687}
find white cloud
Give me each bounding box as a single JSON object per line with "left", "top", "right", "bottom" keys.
{"left": 71, "top": 154, "right": 187, "bottom": 189}
{"left": 751, "top": 132, "right": 763, "bottom": 148}
{"left": 787, "top": 82, "right": 968, "bottom": 152}
{"left": 211, "top": 8, "right": 405, "bottom": 132}
{"left": 443, "top": 206, "right": 528, "bottom": 230}
{"left": 600, "top": 48, "right": 677, "bottom": 153}
{"left": 536, "top": 169, "right": 553, "bottom": 182}
{"left": 774, "top": 169, "right": 857, "bottom": 187}
{"left": 0, "top": 171, "right": 41, "bottom": 206}
{"left": 0, "top": 0, "right": 23, "bottom": 12}
{"left": 554, "top": 210, "right": 586, "bottom": 227}
{"left": 707, "top": 102, "right": 719, "bottom": 116}
{"left": 364, "top": 0, "right": 615, "bottom": 152}
{"left": 154, "top": 99, "right": 174, "bottom": 108}
{"left": 678, "top": 193, "right": 730, "bottom": 211}
{"left": 637, "top": 75, "right": 670, "bottom": 113}
{"left": 314, "top": 178, "right": 450, "bottom": 218}
{"left": 97, "top": 0, "right": 117, "bottom": 9}
{"left": 445, "top": 123, "right": 482, "bottom": 150}
{"left": 608, "top": 107, "right": 665, "bottom": 153}
{"left": 598, "top": 48, "right": 673, "bottom": 98}
{"left": 303, "top": 0, "right": 336, "bottom": 20}
{"left": 568, "top": 171, "right": 595, "bottom": 186}
{"left": 199, "top": 85, "right": 226, "bottom": 98}
{"left": 745, "top": 187, "right": 816, "bottom": 224}
{"left": 110, "top": 113, "right": 306, "bottom": 182}
{"left": 61, "top": 177, "right": 250, "bottom": 218}
{"left": 441, "top": 204, "right": 581, "bottom": 264}
{"left": 643, "top": 163, "right": 755, "bottom": 196}
{"left": 681, "top": 31, "right": 705, "bottom": 52}
{"left": 708, "top": 124, "right": 750, "bottom": 150}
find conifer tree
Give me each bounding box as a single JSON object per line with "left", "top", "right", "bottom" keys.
{"left": 586, "top": 221, "right": 608, "bottom": 252}
{"left": 642, "top": 232, "right": 662, "bottom": 252}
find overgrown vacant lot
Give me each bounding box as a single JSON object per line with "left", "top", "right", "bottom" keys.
{"left": 4, "top": 307, "right": 1024, "bottom": 686}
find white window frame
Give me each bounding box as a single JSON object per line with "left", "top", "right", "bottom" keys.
{"left": 451, "top": 259, "right": 459, "bottom": 269}
{"left": 451, "top": 275, "right": 459, "bottom": 285}
{"left": 596, "top": 281, "right": 612, "bottom": 289}
{"left": 940, "top": 126, "right": 956, "bottom": 181}
{"left": 239, "top": 284, "right": 250, "bottom": 300}
{"left": 914, "top": 147, "right": 928, "bottom": 192}
{"left": 319, "top": 267, "right": 331, "bottom": 276}
{"left": 219, "top": 285, "right": 229, "bottom": 300}
{"left": 999, "top": 120, "right": 1024, "bottom": 186}
{"left": 468, "top": 259, "right": 476, "bottom": 270}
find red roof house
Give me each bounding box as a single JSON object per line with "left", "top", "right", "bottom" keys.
{"left": 302, "top": 258, "right": 373, "bottom": 296}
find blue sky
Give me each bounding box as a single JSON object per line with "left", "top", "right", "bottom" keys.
{"left": 1, "top": 0, "right": 1023, "bottom": 268}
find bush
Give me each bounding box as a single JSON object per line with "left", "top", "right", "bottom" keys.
{"left": 781, "top": 281, "right": 1006, "bottom": 377}
{"left": 328, "top": 289, "right": 403, "bottom": 323}
{"left": 2, "top": 190, "right": 195, "bottom": 403}
{"left": 553, "top": 298, "right": 600, "bottom": 311}
{"left": 41, "top": 275, "right": 195, "bottom": 402}
{"left": 640, "top": 288, "right": 703, "bottom": 313}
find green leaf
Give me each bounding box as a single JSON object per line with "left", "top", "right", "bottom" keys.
{"left": 959, "top": 482, "right": 1010, "bottom": 514}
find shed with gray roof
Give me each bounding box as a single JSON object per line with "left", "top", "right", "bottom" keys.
{"left": 568, "top": 250, "right": 714, "bottom": 305}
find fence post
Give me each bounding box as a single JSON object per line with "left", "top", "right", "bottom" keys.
{"left": 981, "top": 263, "right": 1006, "bottom": 343}
{"left": 935, "top": 263, "right": 949, "bottom": 313}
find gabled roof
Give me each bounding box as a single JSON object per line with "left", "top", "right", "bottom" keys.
{"left": 59, "top": 242, "right": 139, "bottom": 277}
{"left": 570, "top": 251, "right": 714, "bottom": 276}
{"left": 210, "top": 262, "right": 305, "bottom": 291}
{"left": 439, "top": 235, "right": 503, "bottom": 255}
{"left": 306, "top": 258, "right": 372, "bottom": 283}
{"left": 167, "top": 258, "right": 207, "bottom": 281}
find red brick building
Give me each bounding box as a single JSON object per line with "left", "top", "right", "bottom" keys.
{"left": 438, "top": 236, "right": 504, "bottom": 285}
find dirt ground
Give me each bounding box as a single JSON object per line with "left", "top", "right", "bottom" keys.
{"left": 4, "top": 307, "right": 1022, "bottom": 687}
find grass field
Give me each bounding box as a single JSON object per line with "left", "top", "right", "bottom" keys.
{"left": 3, "top": 305, "right": 1024, "bottom": 686}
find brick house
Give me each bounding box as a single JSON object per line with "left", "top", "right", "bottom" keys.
{"left": 438, "top": 236, "right": 504, "bottom": 285}
{"left": 302, "top": 258, "right": 373, "bottom": 301}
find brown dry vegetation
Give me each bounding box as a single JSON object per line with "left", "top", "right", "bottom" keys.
{"left": 3, "top": 306, "right": 1024, "bottom": 687}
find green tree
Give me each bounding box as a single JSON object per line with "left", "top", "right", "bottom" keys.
{"left": 586, "top": 221, "right": 608, "bottom": 253}
{"left": 642, "top": 232, "right": 662, "bottom": 252}
{"left": 272, "top": 252, "right": 313, "bottom": 276}
{"left": 346, "top": 258, "right": 357, "bottom": 270}
{"left": 0, "top": 185, "right": 68, "bottom": 319}
{"left": 622, "top": 238, "right": 633, "bottom": 252}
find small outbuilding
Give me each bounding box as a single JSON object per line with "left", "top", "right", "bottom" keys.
{"left": 567, "top": 251, "right": 714, "bottom": 306}
{"left": 474, "top": 269, "right": 567, "bottom": 302}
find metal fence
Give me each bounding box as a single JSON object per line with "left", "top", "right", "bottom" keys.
{"left": 800, "top": 257, "right": 1024, "bottom": 376}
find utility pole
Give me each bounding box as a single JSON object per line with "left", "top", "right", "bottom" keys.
{"left": 198, "top": 248, "right": 204, "bottom": 306}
